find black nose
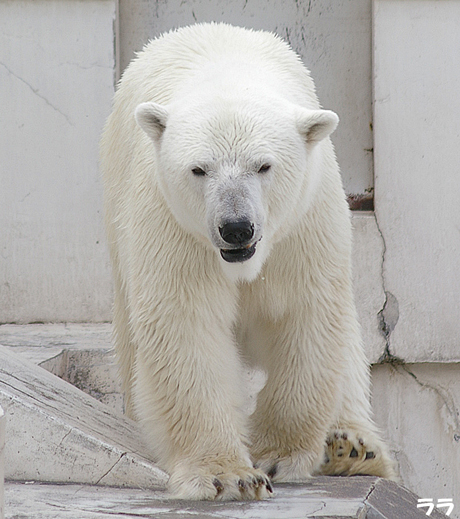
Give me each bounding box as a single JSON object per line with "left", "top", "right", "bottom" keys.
{"left": 219, "top": 220, "right": 254, "bottom": 245}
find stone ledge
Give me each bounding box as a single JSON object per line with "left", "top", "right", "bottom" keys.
{"left": 0, "top": 345, "right": 167, "bottom": 488}
{"left": 0, "top": 322, "right": 113, "bottom": 365}
{"left": 0, "top": 323, "right": 124, "bottom": 413}
{"left": 4, "top": 477, "right": 445, "bottom": 519}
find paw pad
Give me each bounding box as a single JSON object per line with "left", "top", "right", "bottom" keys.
{"left": 365, "top": 451, "right": 375, "bottom": 460}
{"left": 320, "top": 429, "right": 383, "bottom": 476}
{"left": 349, "top": 447, "right": 358, "bottom": 458}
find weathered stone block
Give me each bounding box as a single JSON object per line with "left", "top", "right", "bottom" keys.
{"left": 0, "top": 346, "right": 167, "bottom": 488}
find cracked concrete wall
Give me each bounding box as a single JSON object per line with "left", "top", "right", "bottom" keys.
{"left": 373, "top": 0, "right": 460, "bottom": 363}
{"left": 372, "top": 363, "right": 460, "bottom": 510}
{"left": 0, "top": 0, "right": 116, "bottom": 323}
{"left": 371, "top": 0, "right": 460, "bottom": 507}
{"left": 351, "top": 213, "right": 387, "bottom": 363}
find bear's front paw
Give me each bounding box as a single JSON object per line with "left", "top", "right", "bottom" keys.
{"left": 168, "top": 464, "right": 274, "bottom": 501}
{"left": 319, "top": 428, "right": 397, "bottom": 480}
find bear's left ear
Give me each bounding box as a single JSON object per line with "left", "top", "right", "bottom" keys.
{"left": 296, "top": 109, "right": 339, "bottom": 145}
{"left": 135, "top": 102, "right": 169, "bottom": 141}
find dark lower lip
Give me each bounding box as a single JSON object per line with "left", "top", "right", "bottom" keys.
{"left": 220, "top": 242, "right": 257, "bottom": 263}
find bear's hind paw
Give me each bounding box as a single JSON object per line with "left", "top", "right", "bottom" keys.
{"left": 319, "top": 428, "right": 397, "bottom": 480}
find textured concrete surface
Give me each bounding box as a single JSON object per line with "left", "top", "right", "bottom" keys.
{"left": 0, "top": 0, "right": 115, "bottom": 323}
{"left": 372, "top": 363, "right": 460, "bottom": 513}
{"left": 0, "top": 323, "right": 112, "bottom": 365}
{"left": 4, "top": 477, "right": 446, "bottom": 519}
{"left": 350, "top": 213, "right": 386, "bottom": 363}
{"left": 0, "top": 323, "right": 123, "bottom": 413}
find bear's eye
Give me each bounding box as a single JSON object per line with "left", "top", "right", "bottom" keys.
{"left": 192, "top": 167, "right": 207, "bottom": 176}
{"left": 258, "top": 164, "right": 271, "bottom": 174}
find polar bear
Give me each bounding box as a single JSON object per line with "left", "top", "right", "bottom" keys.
{"left": 100, "top": 23, "right": 396, "bottom": 500}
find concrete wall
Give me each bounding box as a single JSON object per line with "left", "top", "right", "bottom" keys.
{"left": 372, "top": 363, "right": 460, "bottom": 507}
{"left": 373, "top": 0, "right": 460, "bottom": 364}
{"left": 0, "top": 0, "right": 116, "bottom": 323}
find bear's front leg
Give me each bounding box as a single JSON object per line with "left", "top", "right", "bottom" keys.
{"left": 132, "top": 319, "right": 273, "bottom": 501}
{"left": 249, "top": 315, "right": 345, "bottom": 482}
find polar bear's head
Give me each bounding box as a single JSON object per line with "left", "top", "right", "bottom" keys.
{"left": 135, "top": 95, "right": 338, "bottom": 282}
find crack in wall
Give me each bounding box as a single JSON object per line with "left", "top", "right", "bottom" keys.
{"left": 95, "top": 452, "right": 127, "bottom": 485}
{"left": 309, "top": 501, "right": 327, "bottom": 515}
{"left": 0, "top": 61, "right": 73, "bottom": 126}
{"left": 358, "top": 483, "right": 378, "bottom": 519}
{"left": 398, "top": 364, "right": 460, "bottom": 438}
{"left": 57, "top": 429, "right": 72, "bottom": 449}
{"left": 373, "top": 212, "right": 403, "bottom": 364}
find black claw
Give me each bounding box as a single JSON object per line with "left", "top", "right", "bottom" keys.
{"left": 365, "top": 451, "right": 376, "bottom": 460}
{"left": 334, "top": 432, "right": 340, "bottom": 439}
{"left": 256, "top": 475, "right": 266, "bottom": 486}
{"left": 358, "top": 438, "right": 364, "bottom": 446}
{"left": 266, "top": 480, "right": 274, "bottom": 493}
{"left": 238, "top": 478, "right": 247, "bottom": 491}
{"left": 342, "top": 433, "right": 348, "bottom": 440}
{"left": 267, "top": 464, "right": 278, "bottom": 479}
{"left": 213, "top": 478, "right": 224, "bottom": 495}
{"left": 324, "top": 456, "right": 330, "bottom": 464}
{"left": 349, "top": 447, "right": 359, "bottom": 458}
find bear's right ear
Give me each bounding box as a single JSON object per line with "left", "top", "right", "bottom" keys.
{"left": 135, "top": 102, "right": 169, "bottom": 141}
{"left": 296, "top": 108, "right": 339, "bottom": 145}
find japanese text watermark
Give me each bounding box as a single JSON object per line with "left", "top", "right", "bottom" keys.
{"left": 417, "top": 498, "right": 454, "bottom": 516}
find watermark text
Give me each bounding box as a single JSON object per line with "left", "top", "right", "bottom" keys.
{"left": 417, "top": 498, "right": 454, "bottom": 516}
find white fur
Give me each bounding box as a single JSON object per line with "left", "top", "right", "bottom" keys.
{"left": 100, "top": 23, "right": 395, "bottom": 500}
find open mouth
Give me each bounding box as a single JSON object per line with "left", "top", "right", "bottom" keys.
{"left": 220, "top": 242, "right": 257, "bottom": 263}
